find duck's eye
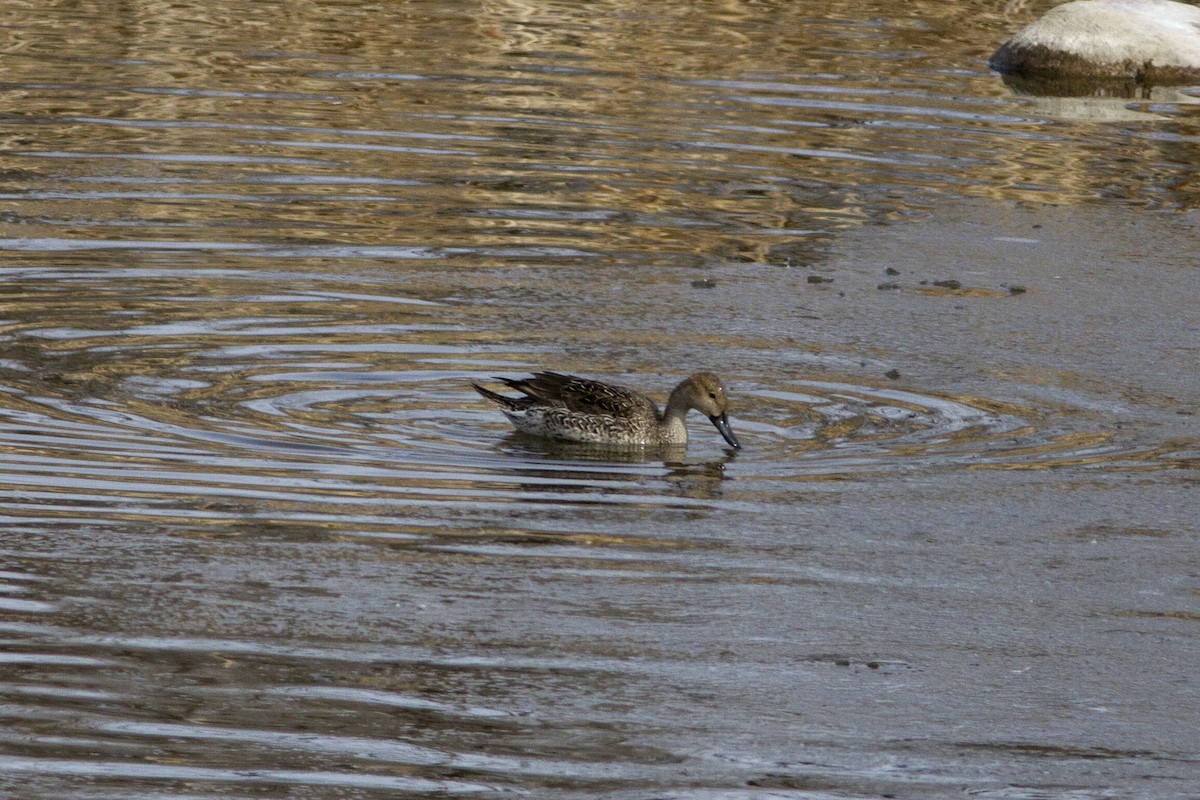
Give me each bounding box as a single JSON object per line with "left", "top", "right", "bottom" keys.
{"left": 708, "top": 392, "right": 717, "bottom": 400}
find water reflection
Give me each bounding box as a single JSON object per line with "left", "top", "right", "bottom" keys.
{"left": 1, "top": 0, "right": 1198, "bottom": 798}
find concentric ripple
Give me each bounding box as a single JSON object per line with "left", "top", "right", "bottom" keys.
{"left": 0, "top": 311, "right": 1168, "bottom": 537}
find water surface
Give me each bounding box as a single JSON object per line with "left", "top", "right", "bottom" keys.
{"left": 1, "top": 1, "right": 1198, "bottom": 798}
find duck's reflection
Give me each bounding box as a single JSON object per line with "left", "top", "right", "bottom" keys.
{"left": 492, "top": 433, "right": 739, "bottom": 502}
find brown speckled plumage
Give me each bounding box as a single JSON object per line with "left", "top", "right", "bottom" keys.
{"left": 473, "top": 372, "right": 741, "bottom": 448}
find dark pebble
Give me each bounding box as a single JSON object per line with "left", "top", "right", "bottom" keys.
{"left": 877, "top": 281, "right": 900, "bottom": 290}
{"left": 932, "top": 279, "right": 961, "bottom": 289}
{"left": 885, "top": 369, "right": 901, "bottom": 380}
{"left": 806, "top": 275, "right": 833, "bottom": 284}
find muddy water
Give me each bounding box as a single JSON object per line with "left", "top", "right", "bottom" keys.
{"left": 1, "top": 0, "right": 1198, "bottom": 797}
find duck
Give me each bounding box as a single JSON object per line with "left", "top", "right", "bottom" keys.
{"left": 473, "top": 371, "right": 741, "bottom": 448}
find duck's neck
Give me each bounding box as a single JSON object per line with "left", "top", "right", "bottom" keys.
{"left": 660, "top": 381, "right": 694, "bottom": 441}
{"left": 665, "top": 380, "right": 694, "bottom": 416}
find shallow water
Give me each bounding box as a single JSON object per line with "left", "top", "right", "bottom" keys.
{"left": 1, "top": 1, "right": 1198, "bottom": 798}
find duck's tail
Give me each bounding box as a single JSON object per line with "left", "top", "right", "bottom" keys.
{"left": 472, "top": 382, "right": 522, "bottom": 410}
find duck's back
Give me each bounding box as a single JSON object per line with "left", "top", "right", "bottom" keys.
{"left": 520, "top": 373, "right": 659, "bottom": 417}
{"left": 499, "top": 373, "right": 671, "bottom": 445}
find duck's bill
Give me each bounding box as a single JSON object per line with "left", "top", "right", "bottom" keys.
{"left": 709, "top": 413, "right": 741, "bottom": 449}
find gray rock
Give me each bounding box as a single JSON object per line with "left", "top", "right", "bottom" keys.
{"left": 990, "top": 0, "right": 1200, "bottom": 83}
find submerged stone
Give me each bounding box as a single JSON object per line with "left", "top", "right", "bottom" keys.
{"left": 990, "top": 0, "right": 1200, "bottom": 86}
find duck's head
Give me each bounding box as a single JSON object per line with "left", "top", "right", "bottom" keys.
{"left": 679, "top": 372, "right": 741, "bottom": 449}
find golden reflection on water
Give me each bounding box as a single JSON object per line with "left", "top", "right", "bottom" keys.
{"left": 1, "top": 3, "right": 1198, "bottom": 799}
{"left": 5, "top": 0, "right": 1199, "bottom": 271}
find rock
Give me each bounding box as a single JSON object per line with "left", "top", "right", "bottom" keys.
{"left": 990, "top": 0, "right": 1200, "bottom": 85}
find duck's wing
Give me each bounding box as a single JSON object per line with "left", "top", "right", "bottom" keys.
{"left": 505, "top": 372, "right": 659, "bottom": 417}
